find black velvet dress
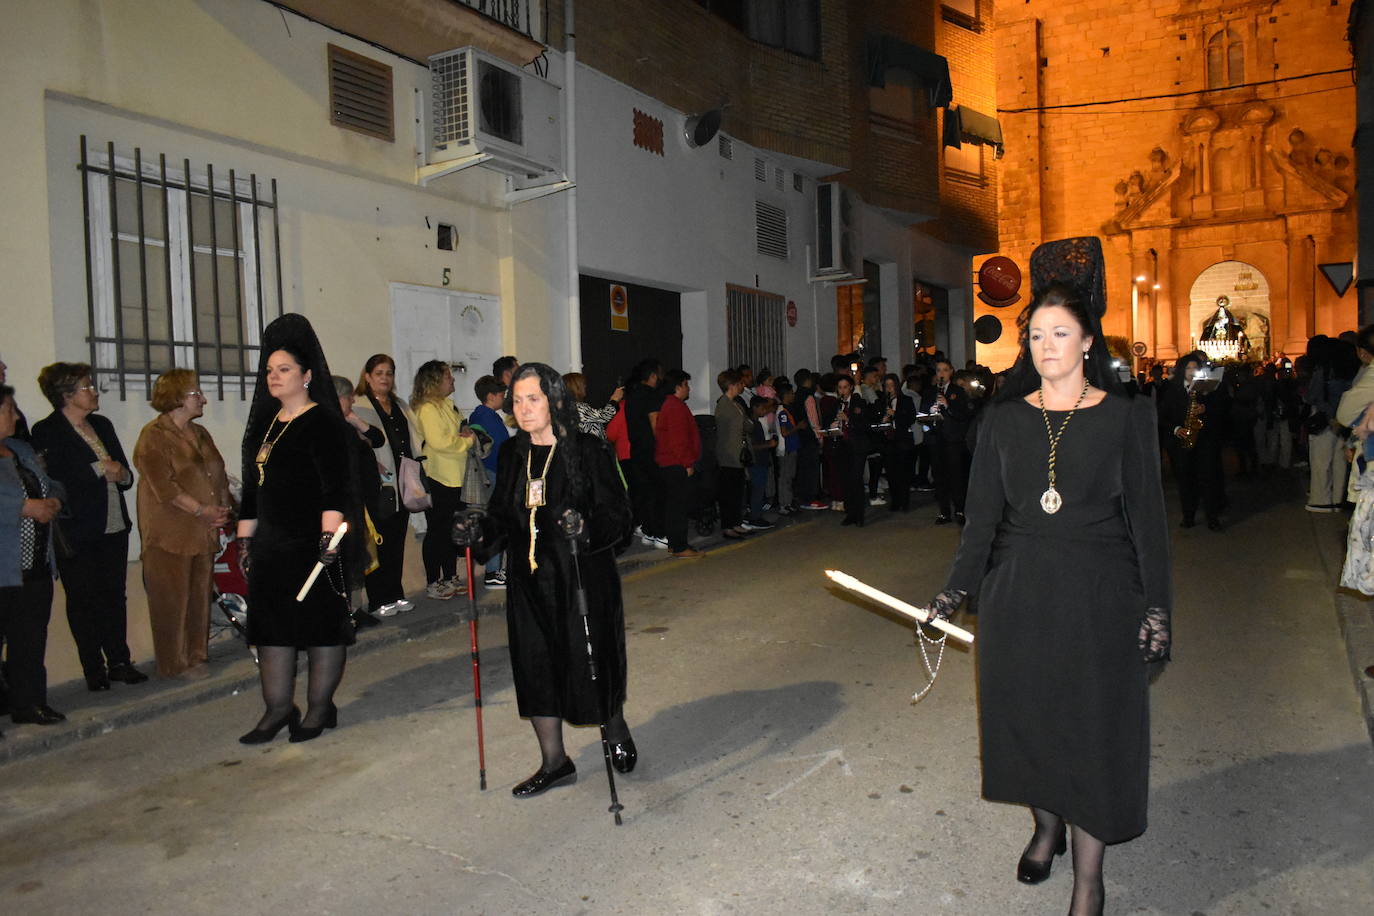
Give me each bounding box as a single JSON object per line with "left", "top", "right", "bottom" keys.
{"left": 945, "top": 394, "right": 1171, "bottom": 843}
{"left": 240, "top": 406, "right": 355, "bottom": 648}
{"left": 484, "top": 432, "right": 633, "bottom": 726}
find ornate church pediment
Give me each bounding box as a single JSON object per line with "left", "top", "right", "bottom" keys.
{"left": 1104, "top": 107, "right": 1351, "bottom": 236}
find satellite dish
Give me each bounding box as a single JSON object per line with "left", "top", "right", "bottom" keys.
{"left": 684, "top": 109, "right": 722, "bottom": 148}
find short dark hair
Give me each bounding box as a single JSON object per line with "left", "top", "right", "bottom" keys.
{"left": 474, "top": 374, "right": 505, "bottom": 402}
{"left": 492, "top": 355, "right": 519, "bottom": 379}
{"left": 1356, "top": 324, "right": 1374, "bottom": 357}
{"left": 749, "top": 394, "right": 771, "bottom": 410}
{"left": 37, "top": 362, "right": 93, "bottom": 409}
{"left": 664, "top": 369, "right": 691, "bottom": 390}
{"left": 0, "top": 384, "right": 14, "bottom": 411}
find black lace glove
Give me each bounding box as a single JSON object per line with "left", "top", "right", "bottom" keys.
{"left": 451, "top": 510, "right": 485, "bottom": 548}
{"left": 318, "top": 532, "right": 341, "bottom": 566}
{"left": 559, "top": 508, "right": 588, "bottom": 545}
{"left": 1138, "top": 607, "right": 1171, "bottom": 663}
{"left": 928, "top": 588, "right": 967, "bottom": 622}
{"left": 237, "top": 536, "right": 252, "bottom": 579}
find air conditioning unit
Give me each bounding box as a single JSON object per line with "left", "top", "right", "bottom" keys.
{"left": 816, "top": 182, "right": 861, "bottom": 277}
{"left": 424, "top": 47, "right": 561, "bottom": 182}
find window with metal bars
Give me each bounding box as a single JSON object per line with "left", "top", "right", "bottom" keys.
{"left": 726, "top": 285, "right": 786, "bottom": 376}
{"left": 78, "top": 136, "right": 283, "bottom": 400}
{"left": 328, "top": 44, "right": 395, "bottom": 142}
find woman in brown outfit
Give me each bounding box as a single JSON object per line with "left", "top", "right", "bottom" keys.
{"left": 132, "top": 369, "right": 232, "bottom": 678}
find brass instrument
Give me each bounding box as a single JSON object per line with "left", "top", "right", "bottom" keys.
{"left": 1179, "top": 387, "right": 1204, "bottom": 450}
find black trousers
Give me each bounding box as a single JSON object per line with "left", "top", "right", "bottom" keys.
{"left": 660, "top": 464, "right": 692, "bottom": 551}
{"left": 57, "top": 531, "right": 132, "bottom": 678}
{"left": 838, "top": 442, "right": 866, "bottom": 523}
{"left": 1167, "top": 438, "right": 1224, "bottom": 522}
{"left": 866, "top": 453, "right": 885, "bottom": 498}
{"left": 422, "top": 481, "right": 462, "bottom": 583}
{"left": 886, "top": 443, "right": 915, "bottom": 510}
{"left": 717, "top": 466, "right": 746, "bottom": 530}
{"left": 365, "top": 511, "right": 411, "bottom": 609}
{"left": 627, "top": 455, "right": 664, "bottom": 538}
{"left": 794, "top": 437, "right": 820, "bottom": 503}
{"left": 931, "top": 438, "right": 968, "bottom": 516}
{"left": 0, "top": 573, "right": 55, "bottom": 709}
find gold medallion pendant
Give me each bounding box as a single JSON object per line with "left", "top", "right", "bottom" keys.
{"left": 1040, "top": 486, "right": 1062, "bottom": 514}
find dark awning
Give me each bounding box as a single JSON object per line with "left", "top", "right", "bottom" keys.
{"left": 942, "top": 104, "right": 1004, "bottom": 159}
{"left": 865, "top": 35, "right": 953, "bottom": 110}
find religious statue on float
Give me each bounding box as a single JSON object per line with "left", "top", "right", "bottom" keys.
{"left": 1199, "top": 296, "right": 1249, "bottom": 362}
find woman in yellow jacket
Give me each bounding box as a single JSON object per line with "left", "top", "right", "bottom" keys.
{"left": 411, "top": 360, "right": 476, "bottom": 599}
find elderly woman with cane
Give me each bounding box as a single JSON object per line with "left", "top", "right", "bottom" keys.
{"left": 452, "top": 363, "right": 636, "bottom": 799}
{"left": 928, "top": 238, "right": 1172, "bottom": 916}
{"left": 235, "top": 314, "right": 366, "bottom": 744}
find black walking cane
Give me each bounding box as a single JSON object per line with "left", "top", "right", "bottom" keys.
{"left": 558, "top": 508, "right": 625, "bottom": 826}
{"left": 454, "top": 510, "right": 488, "bottom": 791}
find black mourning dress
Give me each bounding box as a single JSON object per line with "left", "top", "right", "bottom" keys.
{"left": 240, "top": 406, "right": 355, "bottom": 648}
{"left": 945, "top": 393, "right": 1171, "bottom": 843}
{"left": 485, "top": 432, "right": 633, "bottom": 725}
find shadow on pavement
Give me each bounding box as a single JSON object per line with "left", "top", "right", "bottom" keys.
{"left": 338, "top": 649, "right": 515, "bottom": 728}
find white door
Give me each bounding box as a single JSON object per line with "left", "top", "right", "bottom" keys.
{"left": 389, "top": 283, "right": 502, "bottom": 414}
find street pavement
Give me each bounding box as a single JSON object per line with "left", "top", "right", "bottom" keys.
{"left": 1, "top": 472, "right": 1372, "bottom": 915}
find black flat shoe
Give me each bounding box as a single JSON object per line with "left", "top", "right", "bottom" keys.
{"left": 611, "top": 736, "right": 638, "bottom": 774}
{"left": 86, "top": 674, "right": 111, "bottom": 692}
{"left": 1207, "top": 518, "right": 1222, "bottom": 531}
{"left": 352, "top": 611, "right": 382, "bottom": 629}
{"left": 512, "top": 757, "right": 577, "bottom": 797}
{"left": 239, "top": 707, "right": 301, "bottom": 744}
{"left": 107, "top": 663, "right": 149, "bottom": 684}
{"left": 11, "top": 705, "right": 66, "bottom": 726}
{"left": 934, "top": 514, "right": 952, "bottom": 525}
{"left": 1016, "top": 828, "right": 1067, "bottom": 884}
{"left": 289, "top": 703, "right": 339, "bottom": 743}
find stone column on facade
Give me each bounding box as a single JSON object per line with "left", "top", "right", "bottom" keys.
{"left": 1129, "top": 241, "right": 1154, "bottom": 356}
{"left": 1284, "top": 229, "right": 1316, "bottom": 353}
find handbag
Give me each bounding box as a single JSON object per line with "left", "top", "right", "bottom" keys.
{"left": 398, "top": 456, "right": 433, "bottom": 511}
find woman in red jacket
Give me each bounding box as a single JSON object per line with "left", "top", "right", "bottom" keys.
{"left": 655, "top": 370, "right": 703, "bottom": 559}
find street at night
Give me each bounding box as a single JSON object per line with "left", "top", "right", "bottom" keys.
{"left": 2, "top": 476, "right": 1371, "bottom": 915}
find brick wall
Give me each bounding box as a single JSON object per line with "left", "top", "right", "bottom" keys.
{"left": 975, "top": 0, "right": 1358, "bottom": 369}
{"left": 557, "top": 0, "right": 853, "bottom": 170}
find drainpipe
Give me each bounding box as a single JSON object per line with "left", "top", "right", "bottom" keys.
{"left": 565, "top": 0, "right": 581, "bottom": 372}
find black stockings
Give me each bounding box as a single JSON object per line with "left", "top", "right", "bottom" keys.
{"left": 252, "top": 645, "right": 346, "bottom": 731}
{"left": 529, "top": 706, "right": 631, "bottom": 771}
{"left": 1025, "top": 806, "right": 1065, "bottom": 864}
{"left": 1069, "top": 825, "right": 1106, "bottom": 916}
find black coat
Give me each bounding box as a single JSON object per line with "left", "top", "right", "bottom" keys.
{"left": 31, "top": 411, "right": 131, "bottom": 546}
{"left": 483, "top": 432, "right": 634, "bottom": 725}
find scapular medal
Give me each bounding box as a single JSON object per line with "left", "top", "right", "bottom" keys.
{"left": 1040, "top": 485, "right": 1062, "bottom": 514}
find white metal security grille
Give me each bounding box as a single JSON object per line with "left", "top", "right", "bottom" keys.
{"left": 726, "top": 285, "right": 786, "bottom": 376}
{"left": 429, "top": 50, "right": 472, "bottom": 146}
{"left": 755, "top": 200, "right": 788, "bottom": 260}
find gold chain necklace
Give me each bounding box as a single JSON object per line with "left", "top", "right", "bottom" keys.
{"left": 254, "top": 404, "right": 312, "bottom": 485}
{"left": 524, "top": 439, "right": 558, "bottom": 571}
{"left": 1035, "top": 379, "right": 1090, "bottom": 515}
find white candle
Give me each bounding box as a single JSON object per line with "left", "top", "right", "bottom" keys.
{"left": 825, "top": 569, "right": 975, "bottom": 644}
{"left": 296, "top": 522, "right": 350, "bottom": 602}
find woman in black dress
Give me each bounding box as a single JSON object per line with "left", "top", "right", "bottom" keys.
{"left": 453, "top": 363, "right": 635, "bottom": 797}
{"left": 929, "top": 239, "right": 1172, "bottom": 916}
{"left": 235, "top": 314, "right": 364, "bottom": 744}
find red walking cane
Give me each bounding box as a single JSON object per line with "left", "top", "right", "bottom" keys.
{"left": 464, "top": 545, "right": 487, "bottom": 790}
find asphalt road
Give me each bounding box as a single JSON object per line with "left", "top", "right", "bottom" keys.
{"left": 2, "top": 475, "right": 1372, "bottom": 915}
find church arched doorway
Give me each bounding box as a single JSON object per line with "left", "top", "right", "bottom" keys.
{"left": 1188, "top": 261, "right": 1272, "bottom": 360}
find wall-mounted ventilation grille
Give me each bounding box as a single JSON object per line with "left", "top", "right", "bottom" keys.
{"left": 718, "top": 134, "right": 734, "bottom": 160}
{"left": 755, "top": 200, "right": 788, "bottom": 260}
{"left": 793, "top": 172, "right": 804, "bottom": 192}
{"left": 773, "top": 166, "right": 784, "bottom": 191}
{"left": 328, "top": 44, "right": 394, "bottom": 141}
{"left": 754, "top": 157, "right": 767, "bottom": 181}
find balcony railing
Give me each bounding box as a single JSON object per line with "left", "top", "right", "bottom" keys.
{"left": 450, "top": 0, "right": 541, "bottom": 41}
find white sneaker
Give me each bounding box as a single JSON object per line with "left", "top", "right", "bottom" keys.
{"left": 869, "top": 495, "right": 888, "bottom": 506}
{"left": 376, "top": 602, "right": 402, "bottom": 617}
{"left": 651, "top": 535, "right": 669, "bottom": 549}
{"left": 394, "top": 598, "right": 414, "bottom": 613}
{"left": 484, "top": 569, "right": 507, "bottom": 589}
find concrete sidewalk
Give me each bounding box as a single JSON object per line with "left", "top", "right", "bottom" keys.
{"left": 0, "top": 509, "right": 819, "bottom": 764}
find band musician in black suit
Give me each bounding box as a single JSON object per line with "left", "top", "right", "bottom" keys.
{"left": 928, "top": 358, "right": 973, "bottom": 525}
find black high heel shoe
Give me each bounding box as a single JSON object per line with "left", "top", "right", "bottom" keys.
{"left": 610, "top": 735, "right": 638, "bottom": 774}
{"left": 288, "top": 703, "right": 338, "bottom": 743}
{"left": 1016, "top": 826, "right": 1067, "bottom": 884}
{"left": 511, "top": 757, "right": 577, "bottom": 797}
{"left": 239, "top": 707, "right": 301, "bottom": 744}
